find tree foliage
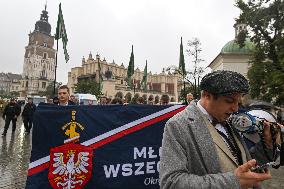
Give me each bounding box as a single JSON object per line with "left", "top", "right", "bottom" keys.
{"left": 236, "top": 0, "right": 284, "bottom": 105}
{"left": 186, "top": 38, "right": 205, "bottom": 99}
{"left": 167, "top": 37, "right": 206, "bottom": 101}
{"left": 75, "top": 80, "right": 102, "bottom": 97}
{"left": 126, "top": 45, "right": 135, "bottom": 87}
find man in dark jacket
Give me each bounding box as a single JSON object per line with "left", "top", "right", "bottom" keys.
{"left": 21, "top": 98, "right": 36, "bottom": 134}
{"left": 2, "top": 98, "right": 21, "bottom": 136}
{"left": 58, "top": 85, "right": 75, "bottom": 106}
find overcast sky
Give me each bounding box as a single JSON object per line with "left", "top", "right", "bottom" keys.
{"left": 0, "top": 0, "right": 240, "bottom": 84}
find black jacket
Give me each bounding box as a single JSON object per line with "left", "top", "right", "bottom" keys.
{"left": 181, "top": 101, "right": 189, "bottom": 105}
{"left": 22, "top": 103, "right": 37, "bottom": 118}
{"left": 68, "top": 100, "right": 76, "bottom": 105}
{"left": 2, "top": 102, "right": 21, "bottom": 118}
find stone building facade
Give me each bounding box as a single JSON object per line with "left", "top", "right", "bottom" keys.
{"left": 67, "top": 53, "right": 179, "bottom": 102}
{"left": 19, "top": 6, "right": 56, "bottom": 96}
{"left": 0, "top": 73, "right": 22, "bottom": 95}
{"left": 208, "top": 22, "right": 254, "bottom": 78}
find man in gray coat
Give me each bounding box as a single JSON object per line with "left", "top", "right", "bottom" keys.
{"left": 160, "top": 71, "right": 279, "bottom": 189}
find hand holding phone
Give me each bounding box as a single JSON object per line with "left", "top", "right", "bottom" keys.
{"left": 235, "top": 159, "right": 272, "bottom": 189}
{"left": 251, "top": 162, "right": 274, "bottom": 173}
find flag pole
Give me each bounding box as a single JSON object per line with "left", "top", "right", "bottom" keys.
{"left": 183, "top": 76, "right": 186, "bottom": 103}
{"left": 53, "top": 39, "right": 59, "bottom": 96}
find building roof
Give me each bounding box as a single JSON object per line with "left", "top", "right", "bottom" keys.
{"left": 221, "top": 39, "right": 254, "bottom": 54}
{"left": 6, "top": 73, "right": 22, "bottom": 80}
{"left": 34, "top": 5, "right": 51, "bottom": 35}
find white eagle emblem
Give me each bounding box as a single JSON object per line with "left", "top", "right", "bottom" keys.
{"left": 52, "top": 151, "right": 90, "bottom": 189}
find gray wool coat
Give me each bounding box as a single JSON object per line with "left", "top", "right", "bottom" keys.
{"left": 159, "top": 104, "right": 272, "bottom": 189}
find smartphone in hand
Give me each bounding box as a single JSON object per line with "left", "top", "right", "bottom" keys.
{"left": 251, "top": 162, "right": 272, "bottom": 173}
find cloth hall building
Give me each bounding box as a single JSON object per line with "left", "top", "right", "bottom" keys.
{"left": 67, "top": 53, "right": 180, "bottom": 102}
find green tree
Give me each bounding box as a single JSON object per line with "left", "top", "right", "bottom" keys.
{"left": 167, "top": 37, "right": 205, "bottom": 101}
{"left": 236, "top": 0, "right": 284, "bottom": 105}
{"left": 126, "top": 45, "right": 135, "bottom": 87}
{"left": 75, "top": 80, "right": 102, "bottom": 97}
{"left": 179, "top": 37, "right": 186, "bottom": 102}
{"left": 141, "top": 60, "right": 148, "bottom": 91}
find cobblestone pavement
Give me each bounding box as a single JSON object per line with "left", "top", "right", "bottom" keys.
{"left": 0, "top": 115, "right": 283, "bottom": 189}
{"left": 0, "top": 117, "right": 31, "bottom": 189}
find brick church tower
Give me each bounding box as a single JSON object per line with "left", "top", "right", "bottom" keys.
{"left": 20, "top": 5, "right": 56, "bottom": 96}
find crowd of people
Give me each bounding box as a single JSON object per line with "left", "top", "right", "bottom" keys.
{"left": 45, "top": 85, "right": 175, "bottom": 106}
{"left": 0, "top": 85, "right": 179, "bottom": 136}
{"left": 1, "top": 97, "right": 37, "bottom": 136}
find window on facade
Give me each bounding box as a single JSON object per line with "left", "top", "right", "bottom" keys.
{"left": 121, "top": 80, "right": 123, "bottom": 84}
{"left": 42, "top": 82, "right": 46, "bottom": 88}
{"left": 43, "top": 53, "right": 47, "bottom": 59}
{"left": 43, "top": 43, "right": 47, "bottom": 47}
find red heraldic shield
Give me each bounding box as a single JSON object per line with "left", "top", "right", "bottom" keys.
{"left": 48, "top": 143, "right": 93, "bottom": 189}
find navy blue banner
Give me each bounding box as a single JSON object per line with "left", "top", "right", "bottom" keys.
{"left": 26, "top": 104, "right": 185, "bottom": 189}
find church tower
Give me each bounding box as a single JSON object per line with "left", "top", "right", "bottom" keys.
{"left": 21, "top": 5, "right": 56, "bottom": 96}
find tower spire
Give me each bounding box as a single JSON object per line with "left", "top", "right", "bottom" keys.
{"left": 234, "top": 20, "right": 247, "bottom": 39}
{"left": 45, "top": 0, "right": 47, "bottom": 11}
{"left": 34, "top": 3, "right": 51, "bottom": 34}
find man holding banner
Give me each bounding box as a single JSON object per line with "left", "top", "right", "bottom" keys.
{"left": 160, "top": 71, "right": 280, "bottom": 189}
{"left": 26, "top": 101, "right": 187, "bottom": 188}
{"left": 58, "top": 85, "right": 75, "bottom": 106}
